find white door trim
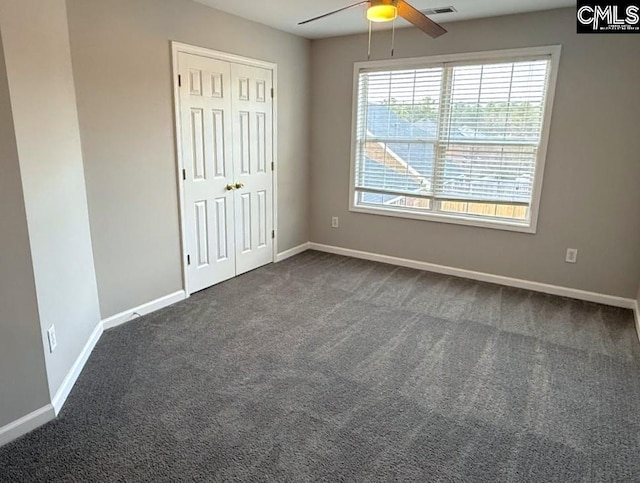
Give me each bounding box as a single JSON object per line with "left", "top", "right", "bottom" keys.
{"left": 171, "top": 41, "right": 278, "bottom": 296}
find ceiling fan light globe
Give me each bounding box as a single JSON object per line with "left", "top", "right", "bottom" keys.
{"left": 366, "top": 5, "right": 397, "bottom": 22}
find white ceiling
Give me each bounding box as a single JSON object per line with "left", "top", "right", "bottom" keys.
{"left": 193, "top": 0, "right": 576, "bottom": 39}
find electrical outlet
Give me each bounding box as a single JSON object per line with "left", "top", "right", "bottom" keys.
{"left": 331, "top": 216, "right": 339, "bottom": 228}
{"left": 47, "top": 325, "right": 57, "bottom": 353}
{"left": 565, "top": 248, "right": 578, "bottom": 264}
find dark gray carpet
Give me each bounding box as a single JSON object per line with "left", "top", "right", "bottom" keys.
{"left": 2, "top": 250, "right": 639, "bottom": 481}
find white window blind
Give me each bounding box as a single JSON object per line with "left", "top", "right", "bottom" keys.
{"left": 352, "top": 49, "right": 556, "bottom": 230}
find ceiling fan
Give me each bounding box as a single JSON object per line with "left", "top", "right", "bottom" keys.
{"left": 298, "top": 0, "right": 447, "bottom": 39}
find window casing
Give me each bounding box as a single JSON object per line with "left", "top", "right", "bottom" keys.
{"left": 349, "top": 46, "right": 561, "bottom": 233}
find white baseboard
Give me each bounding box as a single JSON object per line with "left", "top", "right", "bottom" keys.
{"left": 308, "top": 243, "right": 636, "bottom": 309}
{"left": 1, "top": 290, "right": 188, "bottom": 447}
{"left": 634, "top": 301, "right": 640, "bottom": 343}
{"left": 0, "top": 405, "right": 55, "bottom": 448}
{"left": 275, "top": 242, "right": 311, "bottom": 263}
{"left": 51, "top": 322, "right": 103, "bottom": 415}
{"left": 102, "top": 290, "right": 186, "bottom": 330}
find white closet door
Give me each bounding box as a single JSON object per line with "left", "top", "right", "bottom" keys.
{"left": 230, "top": 63, "right": 274, "bottom": 275}
{"left": 178, "top": 50, "right": 275, "bottom": 294}
{"left": 179, "top": 53, "right": 235, "bottom": 292}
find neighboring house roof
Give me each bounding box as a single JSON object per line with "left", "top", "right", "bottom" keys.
{"left": 361, "top": 105, "right": 434, "bottom": 203}
{"left": 361, "top": 104, "right": 532, "bottom": 205}
{"left": 366, "top": 104, "right": 438, "bottom": 139}
{"left": 365, "top": 104, "right": 436, "bottom": 179}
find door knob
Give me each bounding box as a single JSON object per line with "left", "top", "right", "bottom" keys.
{"left": 235, "top": 182, "right": 245, "bottom": 189}
{"left": 225, "top": 184, "right": 236, "bottom": 191}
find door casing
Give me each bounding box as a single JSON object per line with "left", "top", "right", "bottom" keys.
{"left": 171, "top": 41, "right": 278, "bottom": 296}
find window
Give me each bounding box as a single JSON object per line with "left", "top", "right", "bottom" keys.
{"left": 350, "top": 46, "right": 560, "bottom": 232}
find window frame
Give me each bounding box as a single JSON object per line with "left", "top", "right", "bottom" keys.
{"left": 348, "top": 45, "right": 562, "bottom": 234}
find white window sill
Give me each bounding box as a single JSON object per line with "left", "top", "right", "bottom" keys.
{"left": 350, "top": 204, "right": 537, "bottom": 234}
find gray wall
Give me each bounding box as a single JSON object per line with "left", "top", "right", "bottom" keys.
{"left": 309, "top": 8, "right": 640, "bottom": 299}
{"left": 0, "top": 32, "right": 50, "bottom": 428}
{"left": 0, "top": 0, "right": 101, "bottom": 397}
{"left": 66, "top": 0, "right": 311, "bottom": 318}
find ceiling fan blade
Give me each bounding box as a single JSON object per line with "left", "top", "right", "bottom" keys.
{"left": 397, "top": 0, "right": 447, "bottom": 38}
{"left": 298, "top": 1, "right": 369, "bottom": 25}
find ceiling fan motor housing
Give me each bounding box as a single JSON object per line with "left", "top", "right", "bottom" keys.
{"left": 367, "top": 0, "right": 399, "bottom": 22}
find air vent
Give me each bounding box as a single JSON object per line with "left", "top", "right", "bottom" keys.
{"left": 420, "top": 6, "right": 457, "bottom": 15}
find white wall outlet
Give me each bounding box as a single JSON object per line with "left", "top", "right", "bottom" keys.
{"left": 331, "top": 216, "right": 339, "bottom": 228}
{"left": 47, "top": 325, "right": 57, "bottom": 353}
{"left": 565, "top": 248, "right": 578, "bottom": 264}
